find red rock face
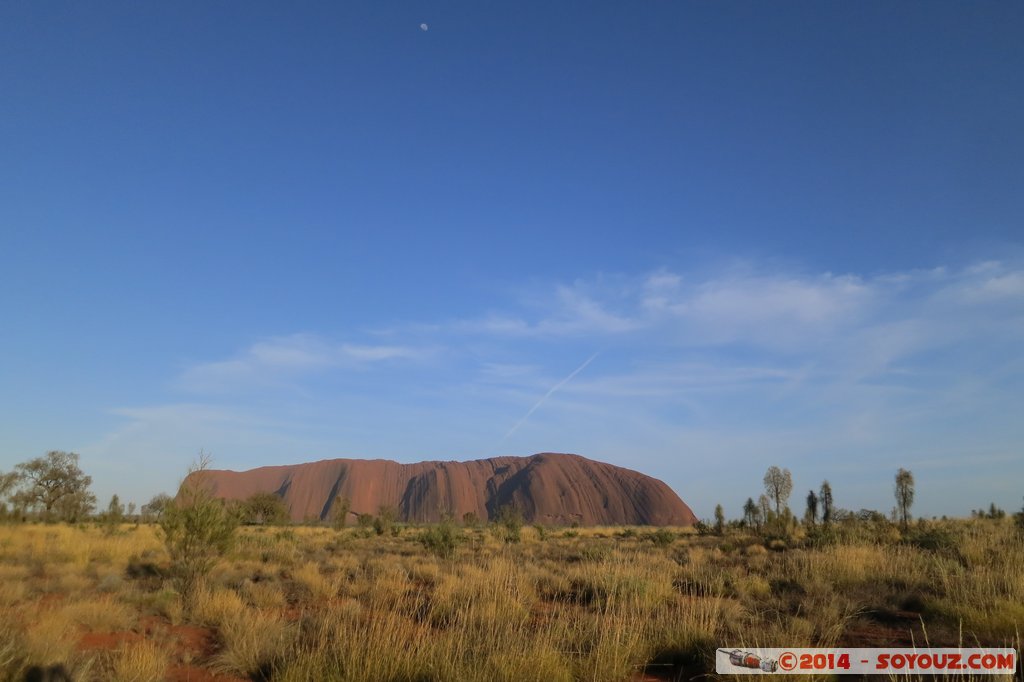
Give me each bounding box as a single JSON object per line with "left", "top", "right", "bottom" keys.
{"left": 187, "top": 452, "right": 697, "bottom": 526}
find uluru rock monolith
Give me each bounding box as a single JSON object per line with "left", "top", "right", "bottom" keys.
{"left": 188, "top": 452, "right": 697, "bottom": 526}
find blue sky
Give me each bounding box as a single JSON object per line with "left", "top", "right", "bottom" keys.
{"left": 1, "top": 1, "right": 1022, "bottom": 519}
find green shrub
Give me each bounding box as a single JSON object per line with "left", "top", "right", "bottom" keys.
{"left": 373, "top": 506, "right": 397, "bottom": 536}
{"left": 159, "top": 453, "right": 238, "bottom": 601}
{"left": 238, "top": 492, "right": 289, "bottom": 526}
{"left": 647, "top": 528, "right": 676, "bottom": 547}
{"left": 804, "top": 524, "right": 839, "bottom": 548}
{"left": 420, "top": 516, "right": 462, "bottom": 559}
{"left": 102, "top": 494, "right": 125, "bottom": 535}
{"left": 493, "top": 505, "right": 522, "bottom": 544}
{"left": 331, "top": 497, "right": 351, "bottom": 530}
{"left": 902, "top": 525, "right": 960, "bottom": 556}
{"left": 693, "top": 520, "right": 714, "bottom": 536}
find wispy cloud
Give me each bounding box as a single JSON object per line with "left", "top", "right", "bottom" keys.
{"left": 177, "top": 334, "right": 433, "bottom": 393}
{"left": 90, "top": 259, "right": 1024, "bottom": 516}
{"left": 458, "top": 261, "right": 1023, "bottom": 361}
{"left": 458, "top": 284, "right": 637, "bottom": 338}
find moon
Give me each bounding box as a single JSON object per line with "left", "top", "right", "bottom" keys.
{"left": 419, "top": 23, "right": 429, "bottom": 31}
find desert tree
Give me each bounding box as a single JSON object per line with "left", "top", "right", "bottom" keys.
{"left": 14, "top": 451, "right": 96, "bottom": 522}
{"left": 0, "top": 471, "right": 19, "bottom": 518}
{"left": 107, "top": 494, "right": 124, "bottom": 520}
{"left": 159, "top": 451, "right": 238, "bottom": 601}
{"left": 0, "top": 472, "right": 16, "bottom": 521}
{"left": 894, "top": 468, "right": 915, "bottom": 527}
{"left": 101, "top": 494, "right": 125, "bottom": 534}
{"left": 495, "top": 504, "right": 523, "bottom": 543}
{"left": 819, "top": 480, "right": 834, "bottom": 525}
{"left": 331, "top": 496, "right": 351, "bottom": 530}
{"left": 714, "top": 504, "right": 725, "bottom": 535}
{"left": 0, "top": 470, "right": 18, "bottom": 498}
{"left": 804, "top": 490, "right": 819, "bottom": 525}
{"left": 374, "top": 505, "right": 398, "bottom": 535}
{"left": 106, "top": 494, "right": 124, "bottom": 522}
{"left": 758, "top": 494, "right": 771, "bottom": 524}
{"left": 742, "top": 497, "right": 760, "bottom": 529}
{"left": 240, "top": 492, "right": 289, "bottom": 525}
{"left": 763, "top": 466, "right": 793, "bottom": 514}
{"left": 142, "top": 493, "right": 172, "bottom": 522}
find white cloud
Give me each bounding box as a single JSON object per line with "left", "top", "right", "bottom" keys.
{"left": 177, "top": 334, "right": 432, "bottom": 393}
{"left": 458, "top": 268, "right": 876, "bottom": 349}
{"left": 459, "top": 287, "right": 636, "bottom": 337}
{"left": 956, "top": 272, "right": 1024, "bottom": 302}
{"left": 457, "top": 261, "right": 1024, "bottom": 360}
{"left": 673, "top": 273, "right": 872, "bottom": 348}
{"left": 339, "top": 343, "right": 425, "bottom": 362}
{"left": 89, "top": 258, "right": 1024, "bottom": 516}
{"left": 561, "top": 362, "right": 799, "bottom": 399}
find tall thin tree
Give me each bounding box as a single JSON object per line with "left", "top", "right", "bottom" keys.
{"left": 894, "top": 468, "right": 915, "bottom": 527}
{"left": 742, "top": 497, "right": 759, "bottom": 529}
{"left": 805, "top": 490, "right": 819, "bottom": 525}
{"left": 819, "top": 481, "right": 834, "bottom": 525}
{"left": 763, "top": 466, "right": 793, "bottom": 514}
{"left": 758, "top": 494, "right": 772, "bottom": 523}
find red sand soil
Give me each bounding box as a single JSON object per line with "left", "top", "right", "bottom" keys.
{"left": 75, "top": 615, "right": 246, "bottom": 682}
{"left": 839, "top": 608, "right": 938, "bottom": 647}
{"left": 77, "top": 630, "right": 145, "bottom": 650}
{"left": 188, "top": 452, "right": 698, "bottom": 526}
{"left": 165, "top": 664, "right": 249, "bottom": 682}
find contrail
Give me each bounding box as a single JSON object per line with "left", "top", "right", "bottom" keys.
{"left": 505, "top": 352, "right": 599, "bottom": 438}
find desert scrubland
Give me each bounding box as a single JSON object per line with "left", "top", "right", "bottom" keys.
{"left": 0, "top": 516, "right": 1020, "bottom": 682}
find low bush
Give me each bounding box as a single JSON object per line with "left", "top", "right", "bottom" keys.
{"left": 647, "top": 528, "right": 676, "bottom": 547}
{"left": 159, "top": 454, "right": 238, "bottom": 601}
{"left": 420, "top": 518, "right": 462, "bottom": 560}
{"left": 492, "top": 505, "right": 523, "bottom": 544}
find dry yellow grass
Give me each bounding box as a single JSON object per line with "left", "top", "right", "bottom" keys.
{"left": 240, "top": 578, "right": 287, "bottom": 609}
{"left": 0, "top": 580, "right": 26, "bottom": 606}
{"left": 0, "top": 518, "right": 1019, "bottom": 681}
{"left": 214, "top": 608, "right": 296, "bottom": 677}
{"left": 108, "top": 640, "right": 169, "bottom": 682}
{"left": 190, "top": 586, "right": 247, "bottom": 628}
{"left": 61, "top": 596, "right": 135, "bottom": 632}
{"left": 20, "top": 610, "right": 78, "bottom": 668}
{"left": 293, "top": 560, "right": 339, "bottom": 601}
